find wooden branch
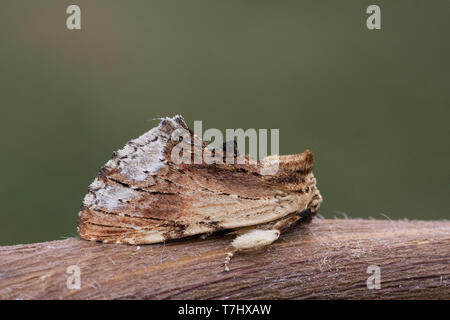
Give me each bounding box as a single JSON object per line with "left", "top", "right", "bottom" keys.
{"left": 0, "top": 219, "right": 449, "bottom": 299}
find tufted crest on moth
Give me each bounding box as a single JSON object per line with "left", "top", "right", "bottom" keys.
{"left": 278, "top": 150, "right": 314, "bottom": 173}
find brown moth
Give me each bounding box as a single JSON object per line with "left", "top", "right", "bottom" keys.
{"left": 77, "top": 115, "right": 322, "bottom": 271}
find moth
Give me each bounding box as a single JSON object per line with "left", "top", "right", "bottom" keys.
{"left": 77, "top": 115, "right": 322, "bottom": 271}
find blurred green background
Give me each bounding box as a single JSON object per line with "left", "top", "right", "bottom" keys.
{"left": 0, "top": 1, "right": 449, "bottom": 245}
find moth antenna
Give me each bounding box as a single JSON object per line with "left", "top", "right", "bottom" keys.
{"left": 224, "top": 249, "right": 236, "bottom": 272}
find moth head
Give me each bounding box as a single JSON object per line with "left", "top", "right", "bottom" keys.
{"left": 260, "top": 150, "right": 314, "bottom": 176}
{"left": 261, "top": 150, "right": 316, "bottom": 193}
{"left": 278, "top": 150, "right": 314, "bottom": 173}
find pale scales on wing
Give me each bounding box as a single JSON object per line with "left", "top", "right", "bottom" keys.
{"left": 77, "top": 115, "right": 322, "bottom": 271}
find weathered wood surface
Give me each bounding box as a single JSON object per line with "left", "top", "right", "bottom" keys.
{"left": 0, "top": 219, "right": 449, "bottom": 300}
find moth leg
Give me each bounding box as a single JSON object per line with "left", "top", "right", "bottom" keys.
{"left": 224, "top": 212, "right": 309, "bottom": 271}
{"left": 271, "top": 214, "right": 301, "bottom": 233}
{"left": 224, "top": 229, "right": 280, "bottom": 272}
{"left": 200, "top": 231, "right": 214, "bottom": 239}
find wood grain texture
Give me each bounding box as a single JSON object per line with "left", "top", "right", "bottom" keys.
{"left": 0, "top": 219, "right": 449, "bottom": 300}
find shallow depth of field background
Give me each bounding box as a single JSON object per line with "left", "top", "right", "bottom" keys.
{"left": 0, "top": 1, "right": 449, "bottom": 245}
